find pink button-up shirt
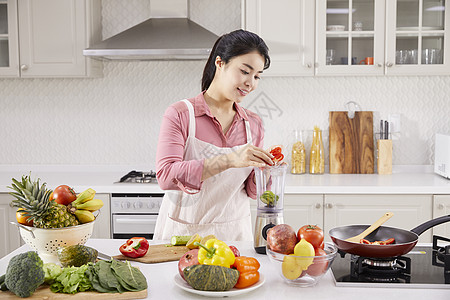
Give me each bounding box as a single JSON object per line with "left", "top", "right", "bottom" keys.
{"left": 156, "top": 92, "right": 265, "bottom": 199}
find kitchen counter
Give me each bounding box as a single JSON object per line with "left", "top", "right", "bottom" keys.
{"left": 0, "top": 165, "right": 449, "bottom": 194}
{"left": 0, "top": 239, "right": 448, "bottom": 299}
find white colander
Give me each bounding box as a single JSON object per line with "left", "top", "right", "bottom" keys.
{"left": 11, "top": 220, "right": 95, "bottom": 264}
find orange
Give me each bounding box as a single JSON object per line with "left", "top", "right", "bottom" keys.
{"left": 16, "top": 209, "right": 33, "bottom": 226}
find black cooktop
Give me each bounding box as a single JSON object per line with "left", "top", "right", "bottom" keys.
{"left": 331, "top": 237, "right": 450, "bottom": 288}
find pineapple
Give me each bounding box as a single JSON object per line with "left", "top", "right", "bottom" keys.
{"left": 8, "top": 175, "right": 79, "bottom": 228}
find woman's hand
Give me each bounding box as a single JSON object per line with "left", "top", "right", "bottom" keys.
{"left": 227, "top": 144, "right": 274, "bottom": 168}
{"left": 202, "top": 145, "right": 273, "bottom": 181}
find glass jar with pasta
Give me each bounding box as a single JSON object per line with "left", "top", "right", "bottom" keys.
{"left": 309, "top": 126, "right": 325, "bottom": 174}
{"left": 291, "top": 129, "right": 306, "bottom": 174}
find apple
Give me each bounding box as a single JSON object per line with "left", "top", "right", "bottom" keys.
{"left": 178, "top": 249, "right": 199, "bottom": 280}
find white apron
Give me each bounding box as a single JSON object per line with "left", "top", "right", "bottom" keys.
{"left": 153, "top": 99, "right": 254, "bottom": 241}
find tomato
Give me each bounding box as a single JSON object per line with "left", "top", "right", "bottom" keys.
{"left": 51, "top": 185, "right": 77, "bottom": 205}
{"left": 16, "top": 209, "right": 33, "bottom": 226}
{"left": 306, "top": 248, "right": 328, "bottom": 277}
{"left": 297, "top": 225, "right": 324, "bottom": 249}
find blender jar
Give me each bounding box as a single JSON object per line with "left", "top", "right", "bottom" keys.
{"left": 254, "top": 163, "right": 287, "bottom": 213}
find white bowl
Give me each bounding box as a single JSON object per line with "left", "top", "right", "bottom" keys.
{"left": 11, "top": 221, "right": 95, "bottom": 264}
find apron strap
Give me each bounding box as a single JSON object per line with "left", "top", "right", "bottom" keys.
{"left": 244, "top": 120, "right": 253, "bottom": 144}
{"left": 182, "top": 99, "right": 196, "bottom": 139}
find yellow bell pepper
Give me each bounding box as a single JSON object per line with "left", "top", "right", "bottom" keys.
{"left": 194, "top": 239, "right": 235, "bottom": 268}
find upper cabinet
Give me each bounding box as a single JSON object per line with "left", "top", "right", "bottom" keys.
{"left": 316, "top": 0, "right": 386, "bottom": 75}
{"left": 245, "top": 0, "right": 449, "bottom": 76}
{"left": 245, "top": 0, "right": 315, "bottom": 76}
{"left": 0, "top": 0, "right": 102, "bottom": 78}
{"left": 385, "top": 0, "right": 449, "bottom": 75}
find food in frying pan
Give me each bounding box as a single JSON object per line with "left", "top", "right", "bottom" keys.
{"left": 359, "top": 238, "right": 395, "bottom": 245}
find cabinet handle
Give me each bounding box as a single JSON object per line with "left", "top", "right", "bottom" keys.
{"left": 315, "top": 203, "right": 321, "bottom": 209}
{"left": 377, "top": 63, "right": 383, "bottom": 67}
{"left": 325, "top": 203, "right": 333, "bottom": 209}
{"left": 438, "top": 204, "right": 444, "bottom": 210}
{"left": 386, "top": 62, "right": 393, "bottom": 68}
{"left": 20, "top": 64, "right": 28, "bottom": 71}
{"left": 306, "top": 63, "right": 312, "bottom": 68}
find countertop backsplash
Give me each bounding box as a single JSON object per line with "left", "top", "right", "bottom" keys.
{"left": 0, "top": 0, "right": 449, "bottom": 167}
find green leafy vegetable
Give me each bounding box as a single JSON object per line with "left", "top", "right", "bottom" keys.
{"left": 50, "top": 264, "right": 93, "bottom": 294}
{"left": 86, "top": 260, "right": 147, "bottom": 293}
{"left": 43, "top": 263, "right": 62, "bottom": 284}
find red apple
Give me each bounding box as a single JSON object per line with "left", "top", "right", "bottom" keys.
{"left": 178, "top": 249, "right": 199, "bottom": 280}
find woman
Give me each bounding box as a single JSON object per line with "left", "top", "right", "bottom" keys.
{"left": 154, "top": 29, "right": 273, "bottom": 241}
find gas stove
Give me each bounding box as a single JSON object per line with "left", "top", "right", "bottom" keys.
{"left": 331, "top": 235, "right": 450, "bottom": 289}
{"left": 116, "top": 170, "right": 157, "bottom": 184}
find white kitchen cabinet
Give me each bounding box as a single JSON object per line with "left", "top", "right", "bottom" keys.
{"left": 244, "top": 0, "right": 315, "bottom": 76}
{"left": 0, "top": 193, "right": 22, "bottom": 259}
{"left": 316, "top": 0, "right": 386, "bottom": 76}
{"left": 0, "top": 0, "right": 102, "bottom": 78}
{"left": 432, "top": 195, "right": 450, "bottom": 238}
{"left": 90, "top": 193, "right": 111, "bottom": 239}
{"left": 246, "top": 0, "right": 450, "bottom": 76}
{"left": 324, "top": 194, "right": 433, "bottom": 242}
{"left": 385, "top": 0, "right": 450, "bottom": 75}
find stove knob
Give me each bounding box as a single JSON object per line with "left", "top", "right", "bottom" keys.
{"left": 134, "top": 201, "right": 143, "bottom": 209}
{"left": 148, "top": 202, "right": 156, "bottom": 209}
{"left": 121, "top": 201, "right": 131, "bottom": 209}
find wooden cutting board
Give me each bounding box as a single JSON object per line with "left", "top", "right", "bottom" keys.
{"left": 113, "top": 244, "right": 189, "bottom": 263}
{"left": 329, "top": 111, "right": 374, "bottom": 174}
{"left": 0, "top": 286, "right": 147, "bottom": 299}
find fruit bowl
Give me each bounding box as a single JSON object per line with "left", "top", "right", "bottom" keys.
{"left": 266, "top": 242, "right": 337, "bottom": 287}
{"left": 10, "top": 220, "right": 95, "bottom": 264}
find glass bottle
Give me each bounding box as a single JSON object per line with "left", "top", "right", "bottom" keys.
{"left": 309, "top": 126, "right": 325, "bottom": 174}
{"left": 291, "top": 129, "right": 306, "bottom": 174}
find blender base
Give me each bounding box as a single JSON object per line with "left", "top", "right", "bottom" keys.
{"left": 253, "top": 213, "right": 284, "bottom": 255}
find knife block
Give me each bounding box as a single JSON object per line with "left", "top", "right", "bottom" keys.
{"left": 377, "top": 140, "right": 392, "bottom": 174}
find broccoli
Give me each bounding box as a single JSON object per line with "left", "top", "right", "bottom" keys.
{"left": 5, "top": 251, "right": 45, "bottom": 298}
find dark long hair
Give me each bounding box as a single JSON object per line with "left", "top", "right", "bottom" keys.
{"left": 201, "top": 29, "right": 270, "bottom": 91}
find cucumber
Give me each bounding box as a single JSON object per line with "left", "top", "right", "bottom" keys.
{"left": 171, "top": 235, "right": 192, "bottom": 246}
{"left": 183, "top": 265, "right": 239, "bottom": 291}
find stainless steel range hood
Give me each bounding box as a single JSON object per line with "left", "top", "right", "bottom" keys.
{"left": 83, "top": 0, "right": 219, "bottom": 61}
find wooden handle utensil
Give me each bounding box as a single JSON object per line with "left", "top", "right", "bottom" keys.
{"left": 345, "top": 212, "right": 394, "bottom": 243}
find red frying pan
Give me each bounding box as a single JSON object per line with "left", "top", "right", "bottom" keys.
{"left": 329, "top": 215, "right": 450, "bottom": 257}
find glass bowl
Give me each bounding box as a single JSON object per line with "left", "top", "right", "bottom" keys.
{"left": 266, "top": 242, "right": 337, "bottom": 287}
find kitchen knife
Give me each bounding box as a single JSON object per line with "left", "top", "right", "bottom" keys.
{"left": 385, "top": 120, "right": 389, "bottom": 139}
{"left": 97, "top": 251, "right": 113, "bottom": 261}
{"left": 380, "top": 120, "right": 384, "bottom": 139}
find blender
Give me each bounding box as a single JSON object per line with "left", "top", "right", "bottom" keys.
{"left": 253, "top": 163, "right": 287, "bottom": 254}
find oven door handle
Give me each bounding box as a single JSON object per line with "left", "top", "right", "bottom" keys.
{"left": 115, "top": 218, "right": 156, "bottom": 224}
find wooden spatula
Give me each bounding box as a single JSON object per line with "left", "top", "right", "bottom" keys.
{"left": 345, "top": 212, "right": 394, "bottom": 243}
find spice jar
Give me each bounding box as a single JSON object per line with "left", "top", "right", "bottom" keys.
{"left": 309, "top": 126, "right": 325, "bottom": 174}
{"left": 291, "top": 130, "right": 306, "bottom": 174}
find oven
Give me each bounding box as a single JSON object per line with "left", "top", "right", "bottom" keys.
{"left": 111, "top": 193, "right": 164, "bottom": 239}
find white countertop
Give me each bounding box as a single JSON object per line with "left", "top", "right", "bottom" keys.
{"left": 0, "top": 239, "right": 448, "bottom": 299}
{"left": 0, "top": 165, "right": 450, "bottom": 194}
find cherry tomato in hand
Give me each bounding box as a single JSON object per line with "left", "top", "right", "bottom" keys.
{"left": 297, "top": 225, "right": 324, "bottom": 249}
